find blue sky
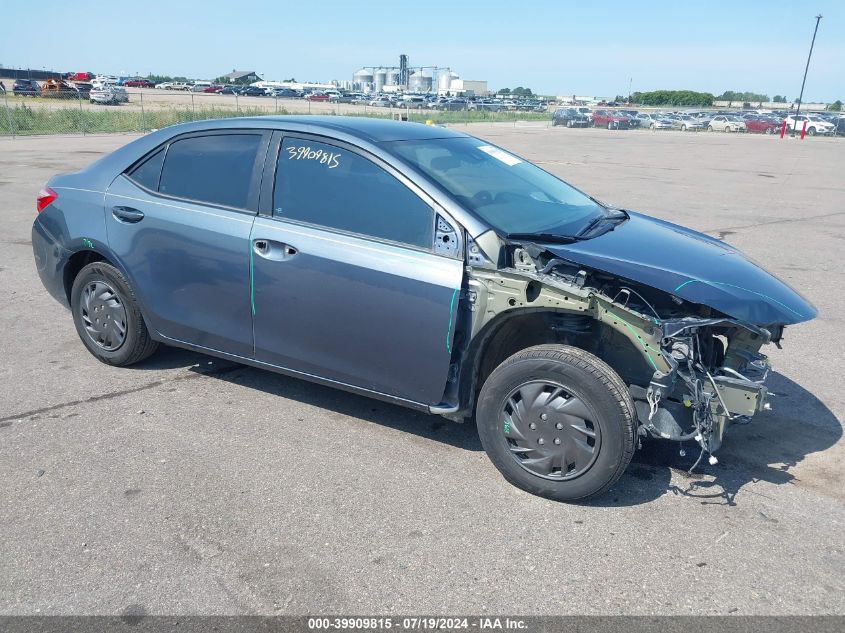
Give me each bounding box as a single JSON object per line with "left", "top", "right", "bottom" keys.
{"left": 2, "top": 0, "right": 842, "bottom": 100}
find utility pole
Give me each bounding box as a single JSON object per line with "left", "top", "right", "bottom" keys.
{"left": 628, "top": 77, "right": 632, "bottom": 104}
{"left": 792, "top": 14, "right": 823, "bottom": 136}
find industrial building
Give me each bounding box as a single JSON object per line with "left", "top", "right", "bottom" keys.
{"left": 349, "top": 55, "right": 488, "bottom": 96}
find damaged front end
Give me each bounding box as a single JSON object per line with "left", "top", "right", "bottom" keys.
{"left": 636, "top": 315, "right": 775, "bottom": 468}
{"left": 458, "top": 223, "right": 813, "bottom": 470}
{"left": 586, "top": 267, "right": 779, "bottom": 467}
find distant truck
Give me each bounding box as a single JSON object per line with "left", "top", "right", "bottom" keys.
{"left": 65, "top": 71, "right": 94, "bottom": 82}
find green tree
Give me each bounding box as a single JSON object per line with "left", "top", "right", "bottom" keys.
{"left": 497, "top": 87, "right": 534, "bottom": 96}
{"left": 630, "top": 90, "right": 714, "bottom": 107}
{"left": 829, "top": 100, "right": 842, "bottom": 112}
{"left": 773, "top": 95, "right": 787, "bottom": 103}
{"left": 716, "top": 90, "right": 769, "bottom": 103}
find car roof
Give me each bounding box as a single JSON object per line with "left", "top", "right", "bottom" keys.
{"left": 242, "top": 116, "right": 469, "bottom": 142}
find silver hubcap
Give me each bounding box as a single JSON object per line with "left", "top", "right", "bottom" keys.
{"left": 80, "top": 281, "right": 128, "bottom": 351}
{"left": 501, "top": 380, "right": 601, "bottom": 481}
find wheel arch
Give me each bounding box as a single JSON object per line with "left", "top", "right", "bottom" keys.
{"left": 63, "top": 249, "right": 110, "bottom": 304}
{"left": 62, "top": 247, "right": 142, "bottom": 316}
{"left": 455, "top": 307, "right": 653, "bottom": 418}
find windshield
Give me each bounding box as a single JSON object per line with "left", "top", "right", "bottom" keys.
{"left": 386, "top": 137, "right": 605, "bottom": 237}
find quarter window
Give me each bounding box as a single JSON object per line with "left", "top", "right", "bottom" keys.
{"left": 127, "top": 147, "right": 165, "bottom": 191}
{"left": 157, "top": 134, "right": 263, "bottom": 209}
{"left": 273, "top": 138, "right": 434, "bottom": 249}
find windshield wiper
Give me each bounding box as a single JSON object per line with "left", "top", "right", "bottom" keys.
{"left": 505, "top": 232, "right": 581, "bottom": 244}
{"left": 576, "top": 208, "right": 629, "bottom": 237}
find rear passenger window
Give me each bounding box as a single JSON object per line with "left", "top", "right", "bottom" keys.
{"left": 127, "top": 147, "right": 165, "bottom": 191}
{"left": 273, "top": 138, "right": 433, "bottom": 249}
{"left": 158, "top": 134, "right": 263, "bottom": 209}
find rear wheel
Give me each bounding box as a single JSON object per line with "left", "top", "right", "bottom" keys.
{"left": 681, "top": 124, "right": 687, "bottom": 131}
{"left": 708, "top": 125, "right": 714, "bottom": 132}
{"left": 70, "top": 261, "right": 158, "bottom": 366}
{"left": 476, "top": 345, "right": 636, "bottom": 502}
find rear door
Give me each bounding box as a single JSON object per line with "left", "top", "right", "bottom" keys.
{"left": 250, "top": 133, "right": 464, "bottom": 406}
{"left": 105, "top": 130, "right": 269, "bottom": 357}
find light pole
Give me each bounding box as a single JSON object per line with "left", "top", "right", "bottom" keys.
{"left": 792, "top": 14, "right": 823, "bottom": 136}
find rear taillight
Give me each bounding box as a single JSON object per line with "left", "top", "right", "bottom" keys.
{"left": 36, "top": 186, "right": 57, "bottom": 213}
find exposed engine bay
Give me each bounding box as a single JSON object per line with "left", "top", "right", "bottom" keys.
{"left": 451, "top": 232, "right": 781, "bottom": 471}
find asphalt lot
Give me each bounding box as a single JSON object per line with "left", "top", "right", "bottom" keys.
{"left": 0, "top": 124, "right": 843, "bottom": 616}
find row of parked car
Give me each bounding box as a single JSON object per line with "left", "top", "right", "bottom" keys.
{"left": 152, "top": 83, "right": 553, "bottom": 112}
{"left": 10, "top": 78, "right": 129, "bottom": 104}
{"left": 551, "top": 106, "right": 844, "bottom": 135}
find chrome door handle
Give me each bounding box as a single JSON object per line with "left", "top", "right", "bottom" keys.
{"left": 112, "top": 206, "right": 145, "bottom": 223}
{"left": 253, "top": 240, "right": 298, "bottom": 261}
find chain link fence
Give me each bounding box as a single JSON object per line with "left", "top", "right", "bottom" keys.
{"left": 0, "top": 85, "right": 552, "bottom": 137}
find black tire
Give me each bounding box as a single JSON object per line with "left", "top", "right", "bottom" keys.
{"left": 70, "top": 261, "right": 159, "bottom": 366}
{"left": 807, "top": 127, "right": 816, "bottom": 136}
{"left": 476, "top": 345, "right": 636, "bottom": 502}
{"left": 708, "top": 125, "right": 714, "bottom": 132}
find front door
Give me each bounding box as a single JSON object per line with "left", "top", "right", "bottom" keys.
{"left": 251, "top": 134, "right": 463, "bottom": 406}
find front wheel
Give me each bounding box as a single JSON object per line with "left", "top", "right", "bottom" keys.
{"left": 70, "top": 261, "right": 159, "bottom": 366}
{"left": 681, "top": 124, "right": 687, "bottom": 131}
{"left": 476, "top": 345, "right": 636, "bottom": 502}
{"left": 708, "top": 125, "right": 714, "bottom": 132}
{"left": 807, "top": 127, "right": 816, "bottom": 136}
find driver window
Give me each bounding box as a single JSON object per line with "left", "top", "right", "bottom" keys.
{"left": 273, "top": 138, "right": 434, "bottom": 250}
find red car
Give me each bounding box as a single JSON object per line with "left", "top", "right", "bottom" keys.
{"left": 123, "top": 79, "right": 153, "bottom": 88}
{"left": 202, "top": 85, "right": 223, "bottom": 93}
{"left": 745, "top": 117, "right": 782, "bottom": 134}
{"left": 305, "top": 92, "right": 330, "bottom": 101}
{"left": 591, "top": 110, "right": 631, "bottom": 129}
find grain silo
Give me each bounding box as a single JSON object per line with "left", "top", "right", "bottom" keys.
{"left": 374, "top": 68, "right": 387, "bottom": 92}
{"left": 352, "top": 68, "right": 373, "bottom": 91}
{"left": 409, "top": 71, "right": 433, "bottom": 93}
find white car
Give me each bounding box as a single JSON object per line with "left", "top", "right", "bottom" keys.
{"left": 91, "top": 78, "right": 117, "bottom": 90}
{"left": 89, "top": 86, "right": 129, "bottom": 105}
{"left": 785, "top": 114, "right": 834, "bottom": 136}
{"left": 708, "top": 115, "right": 746, "bottom": 132}
{"left": 577, "top": 107, "right": 594, "bottom": 122}
{"left": 155, "top": 82, "right": 173, "bottom": 90}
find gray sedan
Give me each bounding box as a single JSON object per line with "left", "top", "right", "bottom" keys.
{"left": 672, "top": 115, "right": 705, "bottom": 131}
{"left": 31, "top": 116, "right": 815, "bottom": 502}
